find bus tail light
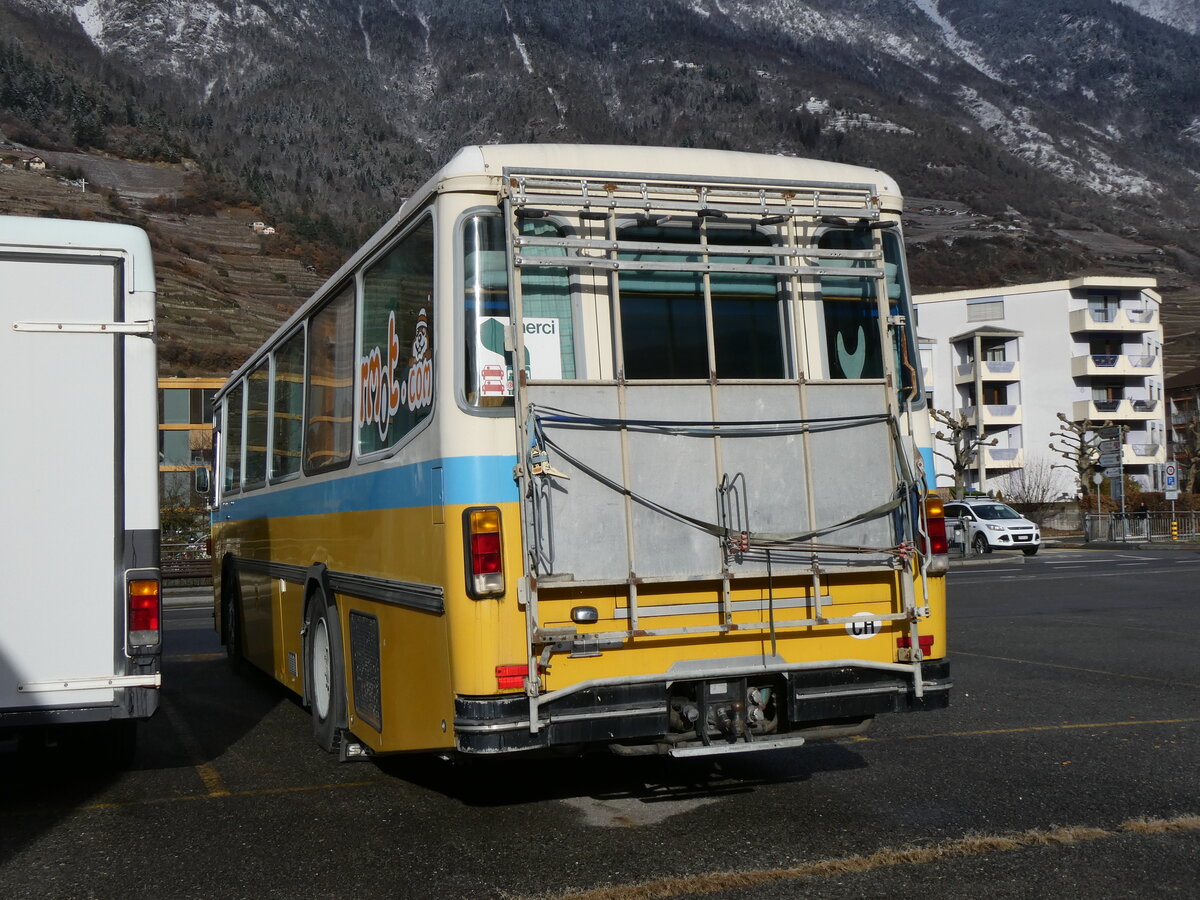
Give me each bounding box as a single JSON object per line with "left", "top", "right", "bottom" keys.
{"left": 496, "top": 664, "right": 528, "bottom": 691}
{"left": 897, "top": 633, "right": 935, "bottom": 661}
{"left": 465, "top": 507, "right": 505, "bottom": 599}
{"left": 924, "top": 493, "right": 949, "bottom": 572}
{"left": 128, "top": 578, "right": 161, "bottom": 649}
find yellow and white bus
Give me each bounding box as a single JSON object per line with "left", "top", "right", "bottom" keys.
{"left": 208, "top": 145, "right": 950, "bottom": 760}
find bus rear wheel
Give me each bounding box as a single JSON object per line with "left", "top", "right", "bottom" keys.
{"left": 305, "top": 592, "right": 347, "bottom": 754}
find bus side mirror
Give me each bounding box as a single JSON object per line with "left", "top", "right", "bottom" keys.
{"left": 194, "top": 466, "right": 211, "bottom": 495}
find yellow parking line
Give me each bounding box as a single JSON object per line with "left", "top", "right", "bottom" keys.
{"left": 953, "top": 650, "right": 1200, "bottom": 689}
{"left": 524, "top": 816, "right": 1200, "bottom": 900}
{"left": 160, "top": 698, "right": 230, "bottom": 797}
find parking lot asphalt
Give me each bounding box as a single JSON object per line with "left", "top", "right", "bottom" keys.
{"left": 3, "top": 549, "right": 1198, "bottom": 898}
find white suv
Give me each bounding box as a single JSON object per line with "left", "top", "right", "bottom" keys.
{"left": 944, "top": 499, "right": 1041, "bottom": 556}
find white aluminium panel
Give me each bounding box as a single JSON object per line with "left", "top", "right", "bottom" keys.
{"left": 0, "top": 254, "right": 120, "bottom": 709}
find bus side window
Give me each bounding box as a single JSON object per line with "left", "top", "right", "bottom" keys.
{"left": 305, "top": 283, "right": 356, "bottom": 473}
{"left": 224, "top": 382, "right": 244, "bottom": 494}
{"left": 272, "top": 330, "right": 305, "bottom": 480}
{"left": 243, "top": 360, "right": 270, "bottom": 488}
{"left": 462, "top": 214, "right": 574, "bottom": 407}
{"left": 883, "top": 231, "right": 921, "bottom": 403}
{"left": 359, "top": 217, "right": 435, "bottom": 454}
{"left": 815, "top": 228, "right": 883, "bottom": 380}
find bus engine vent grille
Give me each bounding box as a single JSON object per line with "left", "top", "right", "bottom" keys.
{"left": 349, "top": 611, "right": 383, "bottom": 732}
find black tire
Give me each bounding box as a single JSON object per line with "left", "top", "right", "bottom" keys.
{"left": 305, "top": 591, "right": 347, "bottom": 754}
{"left": 1022, "top": 546, "right": 1039, "bottom": 556}
{"left": 972, "top": 533, "right": 991, "bottom": 555}
{"left": 222, "top": 566, "right": 245, "bottom": 671}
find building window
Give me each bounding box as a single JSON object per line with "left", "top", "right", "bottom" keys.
{"left": 1088, "top": 292, "right": 1119, "bottom": 323}
{"left": 966, "top": 297, "right": 1004, "bottom": 322}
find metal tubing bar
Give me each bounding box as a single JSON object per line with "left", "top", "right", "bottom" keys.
{"left": 539, "top": 609, "right": 915, "bottom": 643}
{"left": 504, "top": 167, "right": 881, "bottom": 195}
{"left": 514, "top": 235, "right": 882, "bottom": 261}
{"left": 504, "top": 196, "right": 544, "bottom": 735}
{"left": 514, "top": 254, "right": 886, "bottom": 280}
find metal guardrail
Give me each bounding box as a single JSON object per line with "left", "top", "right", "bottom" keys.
{"left": 1084, "top": 512, "right": 1200, "bottom": 543}
{"left": 161, "top": 543, "right": 213, "bottom": 583}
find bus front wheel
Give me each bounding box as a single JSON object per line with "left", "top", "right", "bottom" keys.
{"left": 305, "top": 592, "right": 347, "bottom": 754}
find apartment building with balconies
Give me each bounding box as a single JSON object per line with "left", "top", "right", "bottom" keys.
{"left": 914, "top": 277, "right": 1165, "bottom": 496}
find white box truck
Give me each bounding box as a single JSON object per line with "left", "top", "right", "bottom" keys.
{"left": 0, "top": 215, "right": 160, "bottom": 764}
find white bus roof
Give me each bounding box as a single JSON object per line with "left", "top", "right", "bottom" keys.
{"left": 0, "top": 215, "right": 155, "bottom": 294}
{"left": 437, "top": 143, "right": 902, "bottom": 195}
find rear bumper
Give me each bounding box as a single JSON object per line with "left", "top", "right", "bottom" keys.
{"left": 0, "top": 669, "right": 160, "bottom": 730}
{"left": 454, "top": 659, "right": 951, "bottom": 754}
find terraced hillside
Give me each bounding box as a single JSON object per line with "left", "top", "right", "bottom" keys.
{"left": 0, "top": 160, "right": 324, "bottom": 375}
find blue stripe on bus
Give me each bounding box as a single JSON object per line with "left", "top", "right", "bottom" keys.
{"left": 918, "top": 446, "right": 936, "bottom": 490}
{"left": 218, "top": 455, "right": 520, "bottom": 522}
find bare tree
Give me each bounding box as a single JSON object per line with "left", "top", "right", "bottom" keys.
{"left": 1172, "top": 417, "right": 1200, "bottom": 493}
{"left": 931, "top": 408, "right": 998, "bottom": 500}
{"left": 1048, "top": 413, "right": 1109, "bottom": 495}
{"left": 998, "top": 453, "right": 1060, "bottom": 525}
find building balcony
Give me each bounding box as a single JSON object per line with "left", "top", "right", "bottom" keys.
{"left": 962, "top": 404, "right": 1022, "bottom": 427}
{"left": 954, "top": 359, "right": 1021, "bottom": 384}
{"left": 983, "top": 447, "right": 1024, "bottom": 470}
{"left": 1122, "top": 443, "right": 1166, "bottom": 466}
{"left": 1070, "top": 353, "right": 1162, "bottom": 378}
{"left": 1069, "top": 306, "right": 1158, "bottom": 334}
{"left": 1072, "top": 399, "right": 1162, "bottom": 421}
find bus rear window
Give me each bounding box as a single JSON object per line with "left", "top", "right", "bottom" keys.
{"left": 616, "top": 222, "right": 783, "bottom": 380}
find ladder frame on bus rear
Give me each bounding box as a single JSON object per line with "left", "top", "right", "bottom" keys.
{"left": 498, "top": 166, "right": 931, "bottom": 735}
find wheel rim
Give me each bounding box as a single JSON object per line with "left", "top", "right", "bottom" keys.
{"left": 312, "top": 617, "right": 331, "bottom": 720}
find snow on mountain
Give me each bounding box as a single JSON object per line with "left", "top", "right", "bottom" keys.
{"left": 1114, "top": 0, "right": 1200, "bottom": 34}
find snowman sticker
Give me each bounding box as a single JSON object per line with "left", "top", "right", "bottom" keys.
{"left": 403, "top": 307, "right": 433, "bottom": 412}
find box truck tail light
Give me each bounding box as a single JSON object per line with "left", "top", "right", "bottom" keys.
{"left": 464, "top": 507, "right": 504, "bottom": 599}
{"left": 924, "top": 494, "right": 948, "bottom": 557}
{"left": 128, "top": 579, "right": 161, "bottom": 648}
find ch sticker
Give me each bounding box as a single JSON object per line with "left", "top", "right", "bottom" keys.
{"left": 846, "top": 612, "right": 884, "bottom": 639}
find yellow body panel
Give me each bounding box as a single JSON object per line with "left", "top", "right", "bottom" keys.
{"left": 216, "top": 493, "right": 947, "bottom": 754}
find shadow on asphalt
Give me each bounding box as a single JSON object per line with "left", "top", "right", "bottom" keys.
{"left": 0, "top": 652, "right": 283, "bottom": 867}
{"left": 374, "top": 738, "right": 867, "bottom": 806}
